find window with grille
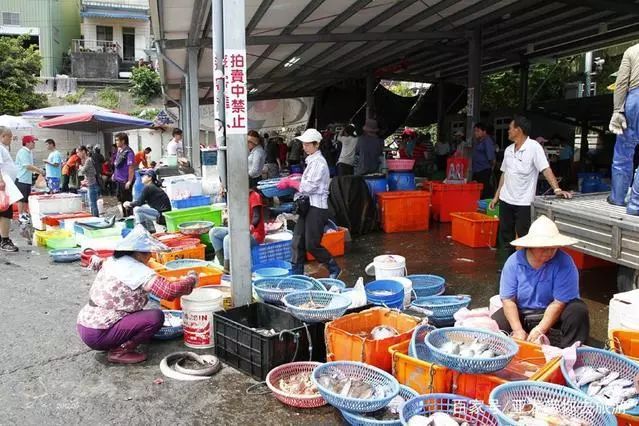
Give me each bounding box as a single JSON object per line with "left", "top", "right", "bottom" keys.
{"left": 96, "top": 25, "right": 113, "bottom": 41}
{"left": 2, "top": 12, "right": 20, "bottom": 26}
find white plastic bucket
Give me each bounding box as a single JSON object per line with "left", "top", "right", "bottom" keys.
{"left": 365, "top": 255, "right": 407, "bottom": 279}
{"left": 388, "top": 277, "right": 413, "bottom": 308}
{"left": 181, "top": 287, "right": 223, "bottom": 349}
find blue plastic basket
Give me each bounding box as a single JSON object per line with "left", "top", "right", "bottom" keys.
{"left": 257, "top": 179, "right": 296, "bottom": 198}
{"left": 252, "top": 259, "right": 292, "bottom": 273}
{"left": 400, "top": 394, "right": 499, "bottom": 426}
{"left": 318, "top": 278, "right": 346, "bottom": 291}
{"left": 425, "top": 327, "right": 519, "bottom": 374}
{"left": 312, "top": 361, "right": 400, "bottom": 413}
{"left": 269, "top": 202, "right": 294, "bottom": 214}
{"left": 153, "top": 310, "right": 183, "bottom": 340}
{"left": 406, "top": 274, "right": 445, "bottom": 297}
{"left": 282, "top": 290, "right": 351, "bottom": 323}
{"left": 408, "top": 323, "right": 436, "bottom": 360}
{"left": 170, "top": 195, "right": 211, "bottom": 209}
{"left": 254, "top": 267, "right": 289, "bottom": 279}
{"left": 253, "top": 277, "right": 314, "bottom": 304}
{"left": 251, "top": 237, "right": 293, "bottom": 264}
{"left": 411, "top": 295, "right": 471, "bottom": 322}
{"left": 289, "top": 274, "right": 326, "bottom": 291}
{"left": 340, "top": 385, "right": 418, "bottom": 426}
{"left": 365, "top": 280, "right": 404, "bottom": 309}
{"left": 49, "top": 248, "right": 82, "bottom": 263}
{"left": 561, "top": 347, "right": 639, "bottom": 416}
{"left": 489, "top": 381, "right": 616, "bottom": 426}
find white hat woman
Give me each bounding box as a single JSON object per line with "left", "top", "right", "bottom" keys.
{"left": 491, "top": 215, "right": 589, "bottom": 348}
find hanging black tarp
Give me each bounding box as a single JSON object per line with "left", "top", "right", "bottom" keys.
{"left": 404, "top": 82, "right": 467, "bottom": 127}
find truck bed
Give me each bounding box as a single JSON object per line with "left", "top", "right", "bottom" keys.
{"left": 532, "top": 193, "right": 639, "bottom": 269}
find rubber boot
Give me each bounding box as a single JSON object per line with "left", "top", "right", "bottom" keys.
{"left": 628, "top": 170, "right": 639, "bottom": 215}
{"left": 327, "top": 259, "right": 342, "bottom": 279}
{"left": 291, "top": 263, "right": 305, "bottom": 275}
{"left": 107, "top": 341, "right": 147, "bottom": 364}
{"left": 215, "top": 250, "right": 224, "bottom": 266}
{"left": 223, "top": 259, "right": 230, "bottom": 274}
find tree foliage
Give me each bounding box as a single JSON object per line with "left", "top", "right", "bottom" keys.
{"left": 0, "top": 35, "right": 47, "bottom": 115}
{"left": 97, "top": 87, "right": 120, "bottom": 110}
{"left": 129, "top": 65, "right": 161, "bottom": 105}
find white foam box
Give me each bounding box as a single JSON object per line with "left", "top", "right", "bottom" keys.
{"left": 162, "top": 175, "right": 203, "bottom": 199}
{"left": 609, "top": 289, "right": 639, "bottom": 333}
{"left": 28, "top": 194, "right": 83, "bottom": 230}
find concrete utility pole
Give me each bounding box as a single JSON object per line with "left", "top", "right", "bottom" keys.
{"left": 212, "top": 0, "right": 227, "bottom": 188}
{"left": 187, "top": 46, "right": 201, "bottom": 172}
{"left": 220, "top": 0, "right": 251, "bottom": 306}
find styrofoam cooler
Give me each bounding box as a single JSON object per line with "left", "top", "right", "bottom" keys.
{"left": 163, "top": 174, "right": 203, "bottom": 199}
{"left": 609, "top": 289, "right": 639, "bottom": 334}
{"left": 28, "top": 194, "right": 83, "bottom": 230}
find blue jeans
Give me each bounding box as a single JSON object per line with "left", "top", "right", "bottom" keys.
{"left": 87, "top": 184, "right": 100, "bottom": 217}
{"left": 611, "top": 88, "right": 639, "bottom": 211}
{"left": 133, "top": 205, "right": 160, "bottom": 226}
{"left": 209, "top": 226, "right": 257, "bottom": 261}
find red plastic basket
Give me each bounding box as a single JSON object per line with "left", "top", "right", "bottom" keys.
{"left": 265, "top": 362, "right": 327, "bottom": 408}
{"left": 387, "top": 159, "right": 415, "bottom": 171}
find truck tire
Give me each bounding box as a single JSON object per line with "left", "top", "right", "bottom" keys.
{"left": 617, "top": 266, "right": 639, "bottom": 292}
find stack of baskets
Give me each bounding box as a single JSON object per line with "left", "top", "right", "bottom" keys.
{"left": 253, "top": 277, "right": 314, "bottom": 304}
{"left": 282, "top": 291, "right": 351, "bottom": 323}
{"left": 407, "top": 274, "right": 446, "bottom": 297}
{"left": 411, "top": 295, "right": 471, "bottom": 326}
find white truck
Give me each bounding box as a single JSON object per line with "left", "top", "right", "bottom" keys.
{"left": 532, "top": 192, "right": 639, "bottom": 292}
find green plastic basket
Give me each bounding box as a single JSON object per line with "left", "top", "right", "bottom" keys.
{"left": 163, "top": 205, "right": 223, "bottom": 232}
{"left": 46, "top": 236, "right": 78, "bottom": 249}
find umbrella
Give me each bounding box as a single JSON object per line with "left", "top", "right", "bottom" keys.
{"left": 38, "top": 111, "right": 153, "bottom": 132}
{"left": 0, "top": 115, "right": 34, "bottom": 130}
{"left": 22, "top": 104, "right": 112, "bottom": 118}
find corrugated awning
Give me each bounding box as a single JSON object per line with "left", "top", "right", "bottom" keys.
{"left": 81, "top": 7, "right": 149, "bottom": 21}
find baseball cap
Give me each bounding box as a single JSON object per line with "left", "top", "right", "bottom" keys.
{"left": 22, "top": 135, "right": 38, "bottom": 144}
{"left": 297, "top": 129, "right": 322, "bottom": 144}
{"left": 140, "top": 169, "right": 157, "bottom": 181}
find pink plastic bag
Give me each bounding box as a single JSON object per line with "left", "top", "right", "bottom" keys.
{"left": 0, "top": 190, "right": 9, "bottom": 212}
{"left": 454, "top": 307, "right": 500, "bottom": 332}
{"left": 539, "top": 337, "right": 581, "bottom": 379}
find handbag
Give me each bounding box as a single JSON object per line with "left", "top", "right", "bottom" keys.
{"left": 293, "top": 195, "right": 310, "bottom": 217}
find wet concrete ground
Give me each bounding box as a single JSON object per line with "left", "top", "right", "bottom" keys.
{"left": 0, "top": 220, "right": 617, "bottom": 425}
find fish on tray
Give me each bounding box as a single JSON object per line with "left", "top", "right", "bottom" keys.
{"left": 438, "top": 338, "right": 499, "bottom": 359}
{"left": 317, "top": 370, "right": 390, "bottom": 399}
{"left": 406, "top": 412, "right": 470, "bottom": 426}
{"left": 574, "top": 366, "right": 639, "bottom": 411}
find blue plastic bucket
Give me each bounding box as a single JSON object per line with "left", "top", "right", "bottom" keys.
{"left": 133, "top": 169, "right": 145, "bottom": 200}
{"left": 365, "top": 279, "right": 405, "bottom": 309}
{"left": 252, "top": 259, "right": 292, "bottom": 273}
{"left": 364, "top": 176, "right": 388, "bottom": 201}
{"left": 388, "top": 171, "right": 416, "bottom": 191}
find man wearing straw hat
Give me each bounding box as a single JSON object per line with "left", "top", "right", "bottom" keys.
{"left": 491, "top": 215, "right": 590, "bottom": 348}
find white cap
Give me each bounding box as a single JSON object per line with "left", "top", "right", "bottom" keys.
{"left": 297, "top": 128, "right": 322, "bottom": 143}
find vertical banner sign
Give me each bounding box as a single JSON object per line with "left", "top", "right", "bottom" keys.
{"left": 466, "top": 87, "right": 474, "bottom": 117}
{"left": 223, "top": 49, "right": 248, "bottom": 135}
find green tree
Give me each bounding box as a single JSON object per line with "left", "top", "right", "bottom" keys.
{"left": 129, "top": 65, "right": 161, "bottom": 105}
{"left": 0, "top": 35, "right": 47, "bottom": 115}
{"left": 97, "top": 87, "right": 120, "bottom": 110}
{"left": 386, "top": 81, "right": 417, "bottom": 97}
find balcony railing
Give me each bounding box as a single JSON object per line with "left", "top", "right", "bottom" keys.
{"left": 72, "top": 39, "right": 121, "bottom": 57}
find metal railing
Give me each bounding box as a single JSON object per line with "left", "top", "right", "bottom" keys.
{"left": 72, "top": 39, "right": 121, "bottom": 56}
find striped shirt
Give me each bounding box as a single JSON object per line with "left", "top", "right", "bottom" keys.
{"left": 297, "top": 150, "right": 330, "bottom": 209}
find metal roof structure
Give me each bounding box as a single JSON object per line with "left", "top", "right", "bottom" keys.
{"left": 150, "top": 0, "right": 639, "bottom": 104}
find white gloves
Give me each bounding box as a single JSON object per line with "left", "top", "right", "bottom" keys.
{"left": 610, "top": 112, "right": 628, "bottom": 135}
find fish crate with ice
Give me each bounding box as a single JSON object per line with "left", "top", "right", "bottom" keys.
{"left": 340, "top": 384, "right": 418, "bottom": 425}
{"left": 312, "top": 361, "right": 400, "bottom": 413}
{"left": 561, "top": 347, "right": 639, "bottom": 415}
{"left": 489, "top": 381, "right": 617, "bottom": 425}
{"left": 213, "top": 302, "right": 326, "bottom": 381}
{"left": 424, "top": 327, "right": 519, "bottom": 374}
{"left": 400, "top": 394, "right": 499, "bottom": 425}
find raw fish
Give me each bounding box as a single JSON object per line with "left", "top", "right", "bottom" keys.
{"left": 575, "top": 366, "right": 608, "bottom": 386}
{"left": 618, "top": 398, "right": 639, "bottom": 411}
{"left": 407, "top": 415, "right": 430, "bottom": 426}
{"left": 599, "top": 371, "right": 620, "bottom": 386}
{"left": 424, "top": 412, "right": 461, "bottom": 426}
{"left": 369, "top": 325, "right": 399, "bottom": 340}
{"left": 587, "top": 381, "right": 602, "bottom": 396}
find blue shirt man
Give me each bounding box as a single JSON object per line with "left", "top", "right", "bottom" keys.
{"left": 472, "top": 133, "right": 496, "bottom": 173}
{"left": 44, "top": 139, "right": 62, "bottom": 179}
{"left": 15, "top": 136, "right": 36, "bottom": 185}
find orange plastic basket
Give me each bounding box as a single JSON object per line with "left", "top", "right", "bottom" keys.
{"left": 158, "top": 266, "right": 222, "bottom": 310}
{"left": 562, "top": 247, "right": 615, "bottom": 270}
{"left": 450, "top": 212, "right": 499, "bottom": 248}
{"left": 325, "top": 307, "right": 420, "bottom": 372}
{"left": 377, "top": 191, "right": 430, "bottom": 233}
{"left": 307, "top": 227, "right": 347, "bottom": 261}
{"left": 425, "top": 181, "right": 483, "bottom": 222}
{"left": 455, "top": 339, "right": 563, "bottom": 404}
{"left": 617, "top": 413, "right": 639, "bottom": 425}
{"left": 609, "top": 329, "right": 639, "bottom": 361}
{"left": 388, "top": 340, "right": 454, "bottom": 394}
{"left": 154, "top": 244, "right": 206, "bottom": 264}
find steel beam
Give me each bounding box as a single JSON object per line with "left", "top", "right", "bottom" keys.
{"left": 188, "top": 0, "right": 211, "bottom": 45}
{"left": 187, "top": 47, "right": 201, "bottom": 172}
{"left": 556, "top": 0, "right": 639, "bottom": 16}
{"left": 162, "top": 38, "right": 212, "bottom": 50}
{"left": 246, "top": 31, "right": 462, "bottom": 45}
{"left": 246, "top": 0, "right": 274, "bottom": 34}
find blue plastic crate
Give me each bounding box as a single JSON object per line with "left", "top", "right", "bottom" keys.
{"left": 251, "top": 238, "right": 292, "bottom": 264}
{"left": 170, "top": 195, "right": 211, "bottom": 209}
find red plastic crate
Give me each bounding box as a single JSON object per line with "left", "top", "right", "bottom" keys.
{"left": 450, "top": 212, "right": 499, "bottom": 248}
{"left": 426, "top": 181, "right": 483, "bottom": 222}
{"left": 307, "top": 227, "right": 347, "bottom": 261}
{"left": 377, "top": 191, "right": 430, "bottom": 233}
{"left": 562, "top": 247, "right": 615, "bottom": 270}
{"left": 42, "top": 212, "right": 93, "bottom": 227}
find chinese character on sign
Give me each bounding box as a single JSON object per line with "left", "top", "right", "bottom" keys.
{"left": 231, "top": 69, "right": 244, "bottom": 83}
{"left": 223, "top": 49, "right": 248, "bottom": 135}
{"left": 231, "top": 99, "right": 245, "bottom": 114}
{"left": 230, "top": 54, "right": 244, "bottom": 68}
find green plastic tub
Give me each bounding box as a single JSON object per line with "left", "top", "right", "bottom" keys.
{"left": 46, "top": 236, "right": 78, "bottom": 249}
{"left": 163, "top": 205, "right": 223, "bottom": 232}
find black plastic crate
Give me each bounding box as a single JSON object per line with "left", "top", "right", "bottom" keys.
{"left": 213, "top": 302, "right": 326, "bottom": 381}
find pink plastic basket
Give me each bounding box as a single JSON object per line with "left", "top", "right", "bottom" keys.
{"left": 387, "top": 159, "right": 415, "bottom": 171}
{"left": 265, "top": 362, "right": 327, "bottom": 408}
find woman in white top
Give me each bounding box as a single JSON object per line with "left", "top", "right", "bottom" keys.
{"left": 336, "top": 124, "right": 358, "bottom": 176}
{"left": 247, "top": 130, "right": 266, "bottom": 188}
